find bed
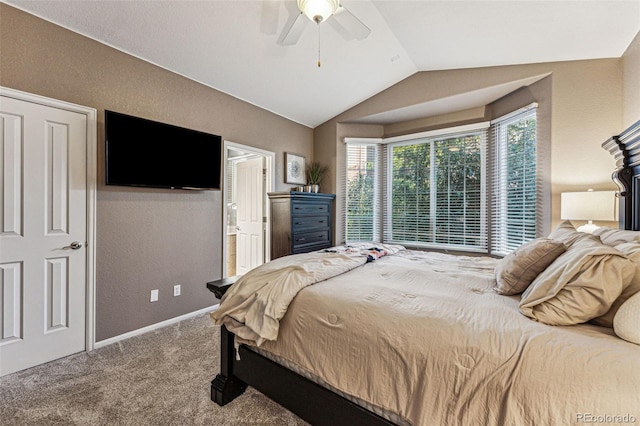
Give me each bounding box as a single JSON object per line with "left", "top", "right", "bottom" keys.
{"left": 208, "top": 120, "right": 640, "bottom": 426}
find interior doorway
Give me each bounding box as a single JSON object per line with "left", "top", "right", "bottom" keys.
{"left": 223, "top": 141, "right": 274, "bottom": 278}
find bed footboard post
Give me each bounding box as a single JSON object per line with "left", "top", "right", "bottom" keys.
{"left": 211, "top": 325, "right": 247, "bottom": 406}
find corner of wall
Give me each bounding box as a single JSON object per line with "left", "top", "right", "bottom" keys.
{"left": 622, "top": 31, "right": 640, "bottom": 129}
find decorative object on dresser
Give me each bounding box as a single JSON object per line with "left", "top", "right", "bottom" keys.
{"left": 305, "top": 161, "right": 329, "bottom": 193}
{"left": 560, "top": 189, "right": 617, "bottom": 233}
{"left": 268, "top": 192, "right": 335, "bottom": 260}
{"left": 284, "top": 152, "right": 306, "bottom": 185}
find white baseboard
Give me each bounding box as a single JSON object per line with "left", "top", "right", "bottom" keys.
{"left": 94, "top": 304, "right": 220, "bottom": 349}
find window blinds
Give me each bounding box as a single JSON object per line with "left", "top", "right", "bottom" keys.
{"left": 344, "top": 141, "right": 380, "bottom": 242}
{"left": 489, "top": 106, "right": 538, "bottom": 255}
{"left": 385, "top": 130, "right": 487, "bottom": 250}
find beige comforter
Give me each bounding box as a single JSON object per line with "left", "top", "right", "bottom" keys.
{"left": 215, "top": 249, "right": 640, "bottom": 425}
{"left": 211, "top": 244, "right": 403, "bottom": 345}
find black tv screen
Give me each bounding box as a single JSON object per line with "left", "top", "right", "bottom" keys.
{"left": 105, "top": 110, "right": 221, "bottom": 190}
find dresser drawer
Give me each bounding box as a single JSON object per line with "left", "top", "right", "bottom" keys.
{"left": 291, "top": 201, "right": 330, "bottom": 216}
{"left": 292, "top": 241, "right": 332, "bottom": 254}
{"left": 292, "top": 229, "right": 330, "bottom": 248}
{"left": 292, "top": 215, "right": 330, "bottom": 232}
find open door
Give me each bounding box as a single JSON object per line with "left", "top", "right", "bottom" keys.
{"left": 223, "top": 141, "right": 274, "bottom": 278}
{"left": 235, "top": 157, "right": 265, "bottom": 275}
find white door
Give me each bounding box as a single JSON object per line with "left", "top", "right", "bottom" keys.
{"left": 0, "top": 95, "right": 88, "bottom": 376}
{"left": 236, "top": 157, "right": 264, "bottom": 275}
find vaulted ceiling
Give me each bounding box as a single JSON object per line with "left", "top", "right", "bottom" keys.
{"left": 5, "top": 0, "right": 639, "bottom": 128}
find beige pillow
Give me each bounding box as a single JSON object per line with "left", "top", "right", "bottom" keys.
{"left": 591, "top": 242, "right": 640, "bottom": 327}
{"left": 593, "top": 227, "right": 640, "bottom": 246}
{"left": 519, "top": 237, "right": 634, "bottom": 325}
{"left": 613, "top": 292, "right": 640, "bottom": 344}
{"left": 494, "top": 238, "right": 566, "bottom": 295}
{"left": 548, "top": 220, "right": 593, "bottom": 247}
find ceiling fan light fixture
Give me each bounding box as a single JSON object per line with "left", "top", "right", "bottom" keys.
{"left": 298, "top": 0, "right": 339, "bottom": 23}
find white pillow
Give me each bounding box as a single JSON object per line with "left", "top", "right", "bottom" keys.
{"left": 593, "top": 227, "right": 640, "bottom": 246}
{"left": 613, "top": 292, "right": 640, "bottom": 344}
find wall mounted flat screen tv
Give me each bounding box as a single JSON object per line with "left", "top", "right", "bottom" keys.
{"left": 105, "top": 110, "right": 222, "bottom": 190}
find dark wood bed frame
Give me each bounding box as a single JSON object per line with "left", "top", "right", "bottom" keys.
{"left": 602, "top": 119, "right": 640, "bottom": 231}
{"left": 208, "top": 119, "right": 640, "bottom": 425}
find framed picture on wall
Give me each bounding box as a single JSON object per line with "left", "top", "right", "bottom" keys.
{"left": 285, "top": 152, "right": 306, "bottom": 185}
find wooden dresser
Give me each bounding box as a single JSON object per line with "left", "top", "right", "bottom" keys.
{"left": 268, "top": 192, "right": 335, "bottom": 260}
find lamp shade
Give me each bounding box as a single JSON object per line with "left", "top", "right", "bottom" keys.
{"left": 560, "top": 191, "right": 617, "bottom": 221}
{"left": 298, "top": 0, "right": 339, "bottom": 23}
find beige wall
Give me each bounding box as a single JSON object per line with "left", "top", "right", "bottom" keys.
{"left": 0, "top": 4, "right": 313, "bottom": 341}
{"left": 623, "top": 31, "right": 640, "bottom": 129}
{"left": 315, "top": 59, "right": 625, "bottom": 241}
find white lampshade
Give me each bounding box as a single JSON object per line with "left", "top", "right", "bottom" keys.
{"left": 561, "top": 190, "right": 617, "bottom": 232}
{"left": 298, "top": 0, "right": 339, "bottom": 23}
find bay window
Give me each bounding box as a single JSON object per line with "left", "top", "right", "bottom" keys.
{"left": 344, "top": 105, "right": 540, "bottom": 255}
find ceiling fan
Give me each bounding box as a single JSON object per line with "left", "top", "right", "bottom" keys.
{"left": 279, "top": 0, "right": 371, "bottom": 47}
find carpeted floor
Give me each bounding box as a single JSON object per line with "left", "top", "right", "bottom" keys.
{"left": 0, "top": 313, "right": 309, "bottom": 425}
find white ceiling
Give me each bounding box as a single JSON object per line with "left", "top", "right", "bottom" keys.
{"left": 5, "top": 0, "right": 639, "bottom": 128}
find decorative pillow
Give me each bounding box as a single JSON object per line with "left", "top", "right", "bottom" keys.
{"left": 593, "top": 227, "right": 640, "bottom": 246}
{"left": 591, "top": 242, "right": 640, "bottom": 327}
{"left": 548, "top": 220, "right": 593, "bottom": 247}
{"left": 613, "top": 292, "right": 640, "bottom": 344}
{"left": 519, "top": 237, "right": 634, "bottom": 325}
{"left": 494, "top": 238, "right": 566, "bottom": 295}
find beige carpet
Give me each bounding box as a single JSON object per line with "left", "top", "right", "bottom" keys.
{"left": 0, "top": 314, "right": 309, "bottom": 425}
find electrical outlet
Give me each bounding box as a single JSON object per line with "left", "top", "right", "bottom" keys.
{"left": 150, "top": 289, "right": 159, "bottom": 302}
{"left": 173, "top": 284, "right": 181, "bottom": 297}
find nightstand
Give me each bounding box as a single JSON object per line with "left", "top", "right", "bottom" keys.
{"left": 206, "top": 276, "right": 240, "bottom": 299}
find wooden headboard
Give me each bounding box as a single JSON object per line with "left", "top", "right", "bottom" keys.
{"left": 602, "top": 120, "right": 640, "bottom": 230}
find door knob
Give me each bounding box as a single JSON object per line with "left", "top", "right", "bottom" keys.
{"left": 63, "top": 241, "right": 83, "bottom": 250}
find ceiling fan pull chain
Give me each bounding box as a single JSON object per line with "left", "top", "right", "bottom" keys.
{"left": 317, "top": 23, "right": 321, "bottom": 67}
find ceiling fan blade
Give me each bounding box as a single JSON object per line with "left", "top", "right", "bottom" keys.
{"left": 278, "top": 12, "right": 307, "bottom": 46}
{"left": 259, "top": 0, "right": 281, "bottom": 36}
{"left": 331, "top": 5, "right": 371, "bottom": 41}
